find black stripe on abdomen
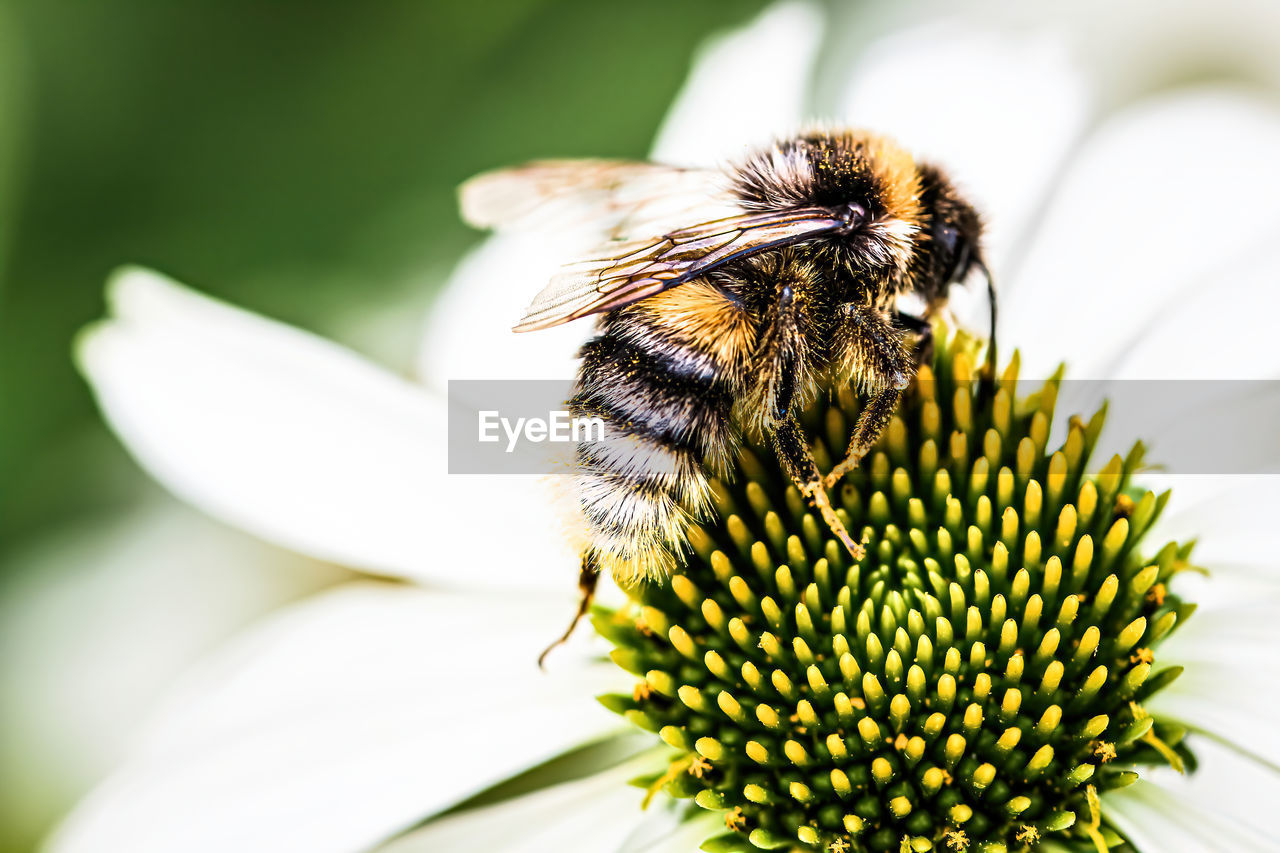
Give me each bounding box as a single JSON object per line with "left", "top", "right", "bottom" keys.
{"left": 572, "top": 332, "right": 734, "bottom": 458}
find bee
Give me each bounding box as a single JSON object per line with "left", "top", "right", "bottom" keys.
{"left": 460, "top": 129, "right": 994, "bottom": 660}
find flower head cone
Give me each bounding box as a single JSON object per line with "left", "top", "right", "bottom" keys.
{"left": 598, "top": 329, "right": 1197, "bottom": 853}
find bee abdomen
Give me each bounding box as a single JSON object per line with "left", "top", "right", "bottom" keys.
{"left": 570, "top": 323, "right": 737, "bottom": 582}
{"left": 574, "top": 333, "right": 735, "bottom": 461}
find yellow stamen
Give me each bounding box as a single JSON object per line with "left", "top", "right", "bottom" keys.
{"left": 1130, "top": 702, "right": 1185, "bottom": 773}
{"left": 1082, "top": 784, "right": 1110, "bottom": 853}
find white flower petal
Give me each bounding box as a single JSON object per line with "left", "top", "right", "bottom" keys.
{"left": 619, "top": 809, "right": 721, "bottom": 853}
{"left": 80, "top": 268, "right": 581, "bottom": 590}
{"left": 379, "top": 757, "right": 719, "bottom": 853}
{"left": 1105, "top": 739, "right": 1280, "bottom": 851}
{"left": 651, "top": 1, "right": 825, "bottom": 167}
{"left": 417, "top": 231, "right": 595, "bottom": 393}
{"left": 0, "top": 502, "right": 340, "bottom": 846}
{"left": 49, "top": 583, "right": 626, "bottom": 853}
{"left": 1105, "top": 247, "right": 1280, "bottom": 379}
{"left": 1144, "top": 475, "right": 1280, "bottom": 576}
{"left": 1146, "top": 567, "right": 1280, "bottom": 768}
{"left": 1005, "top": 89, "right": 1280, "bottom": 380}
{"left": 377, "top": 761, "right": 648, "bottom": 853}
{"left": 838, "top": 21, "right": 1089, "bottom": 280}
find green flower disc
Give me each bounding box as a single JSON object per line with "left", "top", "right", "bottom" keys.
{"left": 595, "top": 330, "right": 1197, "bottom": 853}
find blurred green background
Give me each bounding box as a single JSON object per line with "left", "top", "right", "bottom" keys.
{"left": 0, "top": 2, "right": 767, "bottom": 849}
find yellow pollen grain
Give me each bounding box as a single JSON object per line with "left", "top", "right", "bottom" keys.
{"left": 1131, "top": 647, "right": 1154, "bottom": 664}
{"left": 1093, "top": 741, "right": 1117, "bottom": 763}
{"left": 1147, "top": 583, "right": 1167, "bottom": 605}
{"left": 944, "top": 828, "right": 969, "bottom": 850}
{"left": 829, "top": 839, "right": 851, "bottom": 853}
{"left": 724, "top": 807, "right": 746, "bottom": 831}
{"left": 688, "top": 756, "right": 712, "bottom": 778}
{"left": 633, "top": 682, "right": 652, "bottom": 701}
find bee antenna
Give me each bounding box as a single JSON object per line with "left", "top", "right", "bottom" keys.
{"left": 977, "top": 259, "right": 997, "bottom": 378}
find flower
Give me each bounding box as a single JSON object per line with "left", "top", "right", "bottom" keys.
{"left": 53, "top": 2, "right": 1280, "bottom": 852}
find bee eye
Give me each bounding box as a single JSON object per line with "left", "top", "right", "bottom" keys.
{"left": 839, "top": 202, "right": 867, "bottom": 229}
{"left": 935, "top": 224, "right": 960, "bottom": 254}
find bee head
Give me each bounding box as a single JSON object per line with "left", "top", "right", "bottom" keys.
{"left": 913, "top": 164, "right": 985, "bottom": 304}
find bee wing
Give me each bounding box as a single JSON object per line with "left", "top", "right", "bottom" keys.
{"left": 460, "top": 159, "right": 736, "bottom": 241}
{"left": 513, "top": 208, "right": 847, "bottom": 332}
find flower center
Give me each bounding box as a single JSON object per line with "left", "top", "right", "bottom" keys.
{"left": 597, "top": 330, "right": 1195, "bottom": 853}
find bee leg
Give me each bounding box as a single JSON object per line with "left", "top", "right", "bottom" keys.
{"left": 773, "top": 416, "right": 866, "bottom": 561}
{"left": 823, "top": 388, "right": 903, "bottom": 488}
{"left": 538, "top": 552, "right": 600, "bottom": 669}
{"left": 824, "top": 304, "right": 912, "bottom": 490}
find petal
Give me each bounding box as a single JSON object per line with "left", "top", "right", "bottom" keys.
{"left": 1129, "top": 473, "right": 1280, "bottom": 769}
{"left": 619, "top": 809, "right": 721, "bottom": 853}
{"left": 79, "top": 268, "right": 582, "bottom": 590}
{"left": 378, "top": 756, "right": 720, "bottom": 853}
{"left": 49, "top": 583, "right": 627, "bottom": 853}
{"left": 376, "top": 760, "right": 657, "bottom": 853}
{"left": 417, "top": 231, "right": 596, "bottom": 393}
{"left": 0, "top": 502, "right": 340, "bottom": 846}
{"left": 1146, "top": 567, "right": 1280, "bottom": 768}
{"left": 650, "top": 0, "right": 825, "bottom": 166}
{"left": 1104, "top": 247, "right": 1280, "bottom": 380}
{"left": 1005, "top": 89, "right": 1280, "bottom": 380}
{"left": 836, "top": 20, "right": 1090, "bottom": 280}
{"left": 1105, "top": 739, "right": 1280, "bottom": 851}
{"left": 1144, "top": 475, "right": 1280, "bottom": 574}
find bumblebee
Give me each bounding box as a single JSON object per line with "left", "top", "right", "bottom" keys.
{"left": 461, "top": 129, "right": 993, "bottom": 658}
